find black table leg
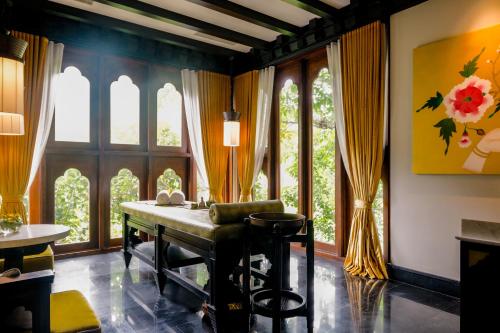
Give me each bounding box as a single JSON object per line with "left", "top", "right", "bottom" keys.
{"left": 31, "top": 281, "right": 51, "bottom": 333}
{"left": 123, "top": 213, "right": 132, "bottom": 268}
{"left": 3, "top": 247, "right": 24, "bottom": 272}
{"left": 155, "top": 225, "right": 167, "bottom": 294}
{"left": 272, "top": 227, "right": 283, "bottom": 333}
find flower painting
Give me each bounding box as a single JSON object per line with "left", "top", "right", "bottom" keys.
{"left": 413, "top": 24, "right": 500, "bottom": 174}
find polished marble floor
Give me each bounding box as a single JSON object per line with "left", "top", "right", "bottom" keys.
{"left": 52, "top": 251, "right": 460, "bottom": 333}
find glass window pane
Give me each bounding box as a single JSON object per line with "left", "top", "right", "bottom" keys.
{"left": 55, "top": 66, "right": 90, "bottom": 142}
{"left": 196, "top": 170, "right": 209, "bottom": 203}
{"left": 279, "top": 79, "right": 299, "bottom": 213}
{"left": 254, "top": 170, "right": 268, "bottom": 201}
{"left": 54, "top": 168, "right": 90, "bottom": 244}
{"left": 157, "top": 83, "right": 182, "bottom": 147}
{"left": 157, "top": 168, "right": 182, "bottom": 195}
{"left": 110, "top": 75, "right": 140, "bottom": 145}
{"left": 312, "top": 68, "right": 336, "bottom": 244}
{"left": 110, "top": 169, "right": 139, "bottom": 239}
{"left": 373, "top": 180, "right": 384, "bottom": 251}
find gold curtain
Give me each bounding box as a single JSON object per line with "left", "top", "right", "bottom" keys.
{"left": 234, "top": 70, "right": 259, "bottom": 202}
{"left": 0, "top": 32, "right": 48, "bottom": 223}
{"left": 198, "top": 71, "right": 230, "bottom": 203}
{"left": 341, "top": 21, "right": 388, "bottom": 279}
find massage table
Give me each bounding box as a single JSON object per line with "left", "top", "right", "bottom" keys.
{"left": 120, "top": 200, "right": 285, "bottom": 332}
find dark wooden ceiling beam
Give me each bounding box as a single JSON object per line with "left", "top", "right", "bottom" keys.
{"left": 91, "top": 0, "right": 269, "bottom": 49}
{"left": 184, "top": 0, "right": 300, "bottom": 36}
{"left": 281, "top": 0, "right": 340, "bottom": 18}
{"left": 43, "top": 2, "right": 238, "bottom": 56}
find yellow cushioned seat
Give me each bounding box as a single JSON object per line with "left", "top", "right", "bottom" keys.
{"left": 0, "top": 245, "right": 54, "bottom": 273}
{"left": 50, "top": 290, "right": 101, "bottom": 333}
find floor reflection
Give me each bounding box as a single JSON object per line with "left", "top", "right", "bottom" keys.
{"left": 53, "top": 251, "right": 459, "bottom": 332}
{"left": 345, "top": 272, "right": 387, "bottom": 333}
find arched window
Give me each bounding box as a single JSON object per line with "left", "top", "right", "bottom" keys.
{"left": 254, "top": 170, "right": 268, "bottom": 201}
{"left": 110, "top": 75, "right": 140, "bottom": 145}
{"left": 157, "top": 83, "right": 182, "bottom": 147}
{"left": 55, "top": 66, "right": 90, "bottom": 142}
{"left": 157, "top": 168, "right": 182, "bottom": 194}
{"left": 312, "top": 68, "right": 336, "bottom": 244}
{"left": 110, "top": 169, "right": 139, "bottom": 239}
{"left": 54, "top": 168, "right": 90, "bottom": 244}
{"left": 279, "top": 79, "right": 299, "bottom": 213}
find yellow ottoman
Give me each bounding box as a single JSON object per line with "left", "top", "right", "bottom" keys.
{"left": 50, "top": 290, "right": 101, "bottom": 333}
{"left": 0, "top": 245, "right": 54, "bottom": 273}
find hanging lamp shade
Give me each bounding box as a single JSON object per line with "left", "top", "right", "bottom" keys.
{"left": 223, "top": 111, "right": 240, "bottom": 147}
{"left": 0, "top": 33, "right": 27, "bottom": 135}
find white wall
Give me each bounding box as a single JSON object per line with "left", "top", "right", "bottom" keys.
{"left": 390, "top": 0, "right": 500, "bottom": 281}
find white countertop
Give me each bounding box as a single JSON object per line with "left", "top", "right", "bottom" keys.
{"left": 456, "top": 219, "right": 500, "bottom": 247}
{"left": 0, "top": 225, "right": 70, "bottom": 249}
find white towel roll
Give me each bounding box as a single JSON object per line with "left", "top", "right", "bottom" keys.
{"left": 156, "top": 190, "right": 171, "bottom": 205}
{"left": 169, "top": 190, "right": 185, "bottom": 205}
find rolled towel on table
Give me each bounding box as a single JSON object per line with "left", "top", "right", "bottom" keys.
{"left": 209, "top": 200, "right": 284, "bottom": 225}
{"left": 169, "top": 190, "right": 185, "bottom": 205}
{"left": 156, "top": 190, "right": 171, "bottom": 205}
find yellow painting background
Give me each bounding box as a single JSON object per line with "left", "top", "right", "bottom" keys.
{"left": 413, "top": 24, "right": 500, "bottom": 174}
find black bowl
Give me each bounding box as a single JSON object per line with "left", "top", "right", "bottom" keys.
{"left": 249, "top": 212, "right": 305, "bottom": 236}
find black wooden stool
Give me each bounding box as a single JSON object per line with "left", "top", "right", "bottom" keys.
{"left": 243, "top": 213, "right": 314, "bottom": 333}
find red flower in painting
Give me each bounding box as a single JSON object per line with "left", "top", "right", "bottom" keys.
{"left": 444, "top": 76, "right": 494, "bottom": 123}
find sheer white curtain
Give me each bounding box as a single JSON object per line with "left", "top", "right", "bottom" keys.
{"left": 252, "top": 66, "right": 275, "bottom": 187}
{"left": 326, "top": 41, "right": 350, "bottom": 177}
{"left": 181, "top": 69, "right": 209, "bottom": 192}
{"left": 28, "top": 41, "right": 64, "bottom": 188}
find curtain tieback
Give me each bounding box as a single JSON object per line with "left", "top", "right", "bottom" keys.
{"left": 354, "top": 199, "right": 372, "bottom": 209}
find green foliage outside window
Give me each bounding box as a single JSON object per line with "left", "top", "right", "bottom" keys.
{"left": 54, "top": 168, "right": 89, "bottom": 244}
{"left": 312, "top": 68, "right": 336, "bottom": 243}
{"left": 373, "top": 180, "right": 384, "bottom": 250}
{"left": 253, "top": 171, "right": 268, "bottom": 201}
{"left": 110, "top": 169, "right": 139, "bottom": 239}
{"left": 157, "top": 83, "right": 182, "bottom": 147}
{"left": 158, "top": 126, "right": 181, "bottom": 147}
{"left": 279, "top": 80, "right": 299, "bottom": 213}
{"left": 157, "top": 169, "right": 182, "bottom": 195}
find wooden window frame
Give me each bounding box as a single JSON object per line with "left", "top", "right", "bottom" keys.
{"left": 37, "top": 46, "right": 193, "bottom": 255}
{"left": 268, "top": 47, "right": 389, "bottom": 259}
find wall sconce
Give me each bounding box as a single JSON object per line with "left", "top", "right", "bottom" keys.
{"left": 223, "top": 111, "right": 240, "bottom": 147}
{"left": 0, "top": 32, "right": 27, "bottom": 135}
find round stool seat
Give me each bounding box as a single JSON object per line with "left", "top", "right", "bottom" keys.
{"left": 252, "top": 289, "right": 306, "bottom": 318}
{"left": 249, "top": 212, "right": 305, "bottom": 236}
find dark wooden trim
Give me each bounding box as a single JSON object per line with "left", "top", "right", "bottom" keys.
{"left": 41, "top": 1, "right": 239, "bottom": 57}
{"left": 184, "top": 0, "right": 300, "bottom": 36}
{"left": 44, "top": 154, "right": 100, "bottom": 253}
{"left": 54, "top": 247, "right": 121, "bottom": 260}
{"left": 92, "top": 0, "right": 269, "bottom": 49}
{"left": 234, "top": 0, "right": 428, "bottom": 72}
{"left": 387, "top": 264, "right": 460, "bottom": 298}
{"left": 281, "top": 0, "right": 339, "bottom": 17}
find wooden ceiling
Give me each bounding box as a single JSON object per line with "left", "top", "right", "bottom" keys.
{"left": 10, "top": 0, "right": 427, "bottom": 72}
{"left": 46, "top": 0, "right": 350, "bottom": 53}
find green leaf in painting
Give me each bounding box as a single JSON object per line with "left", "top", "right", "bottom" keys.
{"left": 433, "top": 118, "right": 456, "bottom": 155}
{"left": 459, "top": 47, "right": 485, "bottom": 78}
{"left": 416, "top": 91, "right": 443, "bottom": 112}
{"left": 488, "top": 101, "right": 500, "bottom": 119}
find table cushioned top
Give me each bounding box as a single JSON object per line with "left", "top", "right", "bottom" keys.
{"left": 120, "top": 200, "right": 285, "bottom": 242}
{"left": 120, "top": 201, "right": 243, "bottom": 242}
